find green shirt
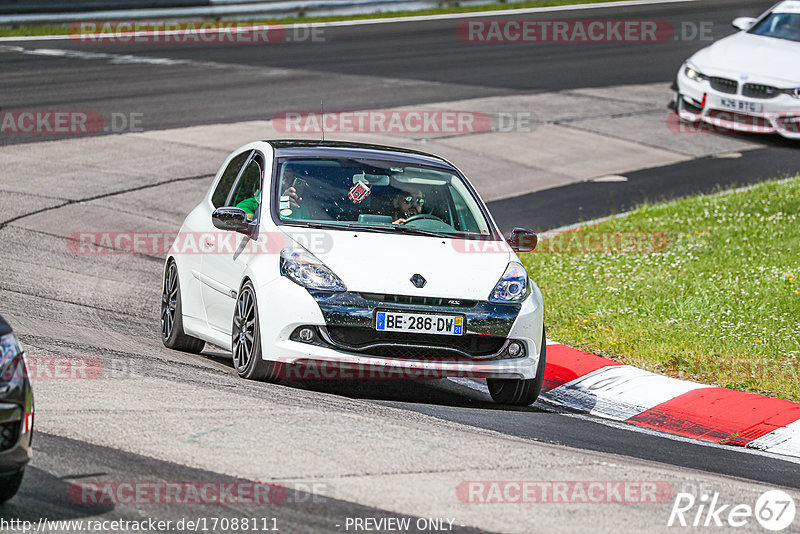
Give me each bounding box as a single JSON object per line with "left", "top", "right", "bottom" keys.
{"left": 236, "top": 198, "right": 259, "bottom": 219}
{"left": 237, "top": 197, "right": 311, "bottom": 220}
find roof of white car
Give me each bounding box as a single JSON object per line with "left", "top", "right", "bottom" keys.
{"left": 774, "top": 0, "right": 800, "bottom": 14}
{"left": 266, "top": 139, "right": 457, "bottom": 170}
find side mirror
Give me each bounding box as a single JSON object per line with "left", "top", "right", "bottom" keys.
{"left": 507, "top": 227, "right": 538, "bottom": 253}
{"left": 212, "top": 207, "right": 251, "bottom": 234}
{"left": 732, "top": 17, "right": 756, "bottom": 31}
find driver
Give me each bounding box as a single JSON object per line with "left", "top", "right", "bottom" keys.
{"left": 391, "top": 187, "right": 425, "bottom": 224}
{"left": 774, "top": 14, "right": 800, "bottom": 38}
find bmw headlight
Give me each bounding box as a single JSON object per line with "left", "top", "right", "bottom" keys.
{"left": 684, "top": 63, "right": 707, "bottom": 82}
{"left": 489, "top": 262, "right": 529, "bottom": 303}
{"left": 280, "top": 248, "right": 346, "bottom": 291}
{"left": 0, "top": 333, "right": 24, "bottom": 380}
{"left": 783, "top": 88, "right": 800, "bottom": 99}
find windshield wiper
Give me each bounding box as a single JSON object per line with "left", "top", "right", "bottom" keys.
{"left": 284, "top": 221, "right": 463, "bottom": 239}
{"left": 352, "top": 224, "right": 453, "bottom": 239}
{"left": 281, "top": 221, "right": 346, "bottom": 231}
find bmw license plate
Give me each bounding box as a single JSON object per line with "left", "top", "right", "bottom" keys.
{"left": 718, "top": 97, "right": 763, "bottom": 113}
{"left": 375, "top": 310, "right": 464, "bottom": 336}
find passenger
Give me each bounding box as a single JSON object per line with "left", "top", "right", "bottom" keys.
{"left": 236, "top": 168, "right": 308, "bottom": 220}
{"left": 279, "top": 168, "right": 311, "bottom": 220}
{"left": 236, "top": 181, "right": 261, "bottom": 220}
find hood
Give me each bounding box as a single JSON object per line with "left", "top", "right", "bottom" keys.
{"left": 280, "top": 227, "right": 513, "bottom": 300}
{"left": 690, "top": 32, "right": 800, "bottom": 86}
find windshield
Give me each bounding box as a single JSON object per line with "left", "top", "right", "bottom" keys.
{"left": 749, "top": 12, "right": 800, "bottom": 42}
{"left": 274, "top": 157, "right": 494, "bottom": 238}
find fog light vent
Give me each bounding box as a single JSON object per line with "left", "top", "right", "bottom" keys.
{"left": 299, "top": 328, "right": 315, "bottom": 342}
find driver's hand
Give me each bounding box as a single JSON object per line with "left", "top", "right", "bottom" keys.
{"left": 282, "top": 187, "right": 301, "bottom": 209}
{"left": 392, "top": 218, "right": 407, "bottom": 225}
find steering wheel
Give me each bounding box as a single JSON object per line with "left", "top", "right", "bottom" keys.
{"left": 402, "top": 213, "right": 444, "bottom": 224}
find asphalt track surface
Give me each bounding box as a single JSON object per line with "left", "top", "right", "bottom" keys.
{"left": 488, "top": 143, "right": 800, "bottom": 232}
{"left": 0, "top": 0, "right": 779, "bottom": 145}
{"left": 2, "top": 0, "right": 800, "bottom": 531}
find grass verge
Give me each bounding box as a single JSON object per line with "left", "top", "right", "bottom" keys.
{"left": 520, "top": 176, "right": 800, "bottom": 401}
{"left": 0, "top": 0, "right": 624, "bottom": 37}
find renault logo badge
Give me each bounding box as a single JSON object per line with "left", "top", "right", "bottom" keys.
{"left": 410, "top": 274, "right": 426, "bottom": 288}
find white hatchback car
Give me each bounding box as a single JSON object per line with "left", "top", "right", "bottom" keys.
{"left": 161, "top": 140, "right": 545, "bottom": 405}
{"left": 674, "top": 0, "right": 800, "bottom": 138}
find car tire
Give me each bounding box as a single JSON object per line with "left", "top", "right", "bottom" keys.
{"left": 232, "top": 281, "right": 280, "bottom": 383}
{"left": 161, "top": 261, "right": 205, "bottom": 354}
{"left": 487, "top": 330, "right": 547, "bottom": 406}
{"left": 0, "top": 469, "right": 24, "bottom": 503}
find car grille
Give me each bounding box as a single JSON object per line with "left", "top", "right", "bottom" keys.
{"left": 0, "top": 421, "right": 20, "bottom": 452}
{"left": 324, "top": 326, "right": 506, "bottom": 358}
{"left": 710, "top": 77, "right": 738, "bottom": 94}
{"left": 742, "top": 83, "right": 780, "bottom": 99}
{"left": 359, "top": 293, "right": 476, "bottom": 308}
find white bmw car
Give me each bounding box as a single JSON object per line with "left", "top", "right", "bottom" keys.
{"left": 161, "top": 140, "right": 546, "bottom": 406}
{"left": 674, "top": 0, "right": 800, "bottom": 138}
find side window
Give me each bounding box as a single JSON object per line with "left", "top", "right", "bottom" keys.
{"left": 228, "top": 155, "right": 265, "bottom": 216}
{"left": 211, "top": 151, "right": 251, "bottom": 208}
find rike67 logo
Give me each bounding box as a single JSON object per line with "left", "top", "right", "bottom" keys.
{"left": 668, "top": 489, "right": 796, "bottom": 531}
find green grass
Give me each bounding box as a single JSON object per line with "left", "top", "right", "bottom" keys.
{"left": 520, "top": 177, "right": 800, "bottom": 401}
{"left": 0, "top": 0, "right": 623, "bottom": 37}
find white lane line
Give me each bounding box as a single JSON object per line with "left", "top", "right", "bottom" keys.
{"left": 540, "top": 399, "right": 800, "bottom": 465}
{"left": 712, "top": 152, "right": 743, "bottom": 159}
{"left": 448, "top": 377, "right": 490, "bottom": 395}
{"left": 591, "top": 174, "right": 629, "bottom": 182}
{"left": 444, "top": 377, "right": 800, "bottom": 464}
{"left": 747, "top": 420, "right": 800, "bottom": 459}
{"left": 0, "top": 44, "right": 300, "bottom": 75}
{"left": 543, "top": 364, "right": 711, "bottom": 421}
{"left": 0, "top": 0, "right": 696, "bottom": 42}
{"left": 2, "top": 45, "right": 192, "bottom": 65}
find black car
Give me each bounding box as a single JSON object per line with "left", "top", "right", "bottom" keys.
{"left": 0, "top": 314, "right": 34, "bottom": 503}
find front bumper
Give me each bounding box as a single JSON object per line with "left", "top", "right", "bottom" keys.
{"left": 676, "top": 68, "right": 800, "bottom": 139}
{"left": 256, "top": 277, "right": 544, "bottom": 379}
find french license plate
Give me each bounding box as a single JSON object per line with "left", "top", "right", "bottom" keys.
{"left": 718, "top": 97, "right": 763, "bottom": 113}
{"left": 375, "top": 310, "right": 464, "bottom": 336}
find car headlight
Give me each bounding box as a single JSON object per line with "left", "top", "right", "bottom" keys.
{"left": 0, "top": 333, "right": 25, "bottom": 380}
{"left": 783, "top": 88, "right": 800, "bottom": 99}
{"left": 280, "top": 248, "right": 347, "bottom": 292}
{"left": 684, "top": 63, "right": 708, "bottom": 82}
{"left": 489, "top": 262, "right": 529, "bottom": 303}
